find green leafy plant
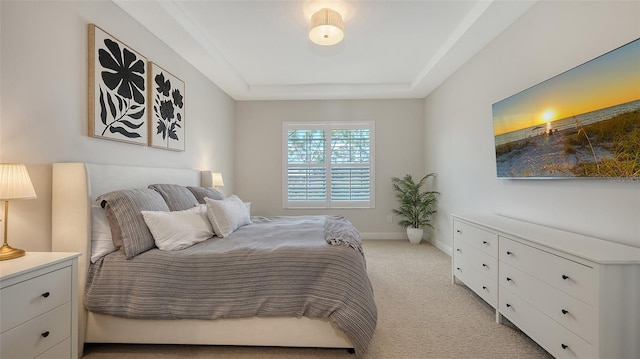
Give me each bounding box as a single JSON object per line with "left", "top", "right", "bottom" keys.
{"left": 391, "top": 173, "right": 439, "bottom": 229}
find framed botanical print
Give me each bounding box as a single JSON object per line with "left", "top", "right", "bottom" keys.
{"left": 88, "top": 24, "right": 148, "bottom": 145}
{"left": 148, "top": 62, "right": 185, "bottom": 151}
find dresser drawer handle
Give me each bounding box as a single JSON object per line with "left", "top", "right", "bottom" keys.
{"left": 482, "top": 286, "right": 487, "bottom": 290}
{"left": 506, "top": 303, "right": 512, "bottom": 308}
{"left": 42, "top": 292, "right": 50, "bottom": 298}
{"left": 561, "top": 309, "right": 569, "bottom": 315}
{"left": 41, "top": 331, "right": 50, "bottom": 338}
{"left": 482, "top": 241, "right": 488, "bottom": 245}
{"left": 482, "top": 263, "right": 488, "bottom": 268}
{"left": 456, "top": 229, "right": 461, "bottom": 233}
{"left": 456, "top": 267, "right": 461, "bottom": 271}
{"left": 506, "top": 251, "right": 512, "bottom": 255}
{"left": 506, "top": 277, "right": 512, "bottom": 282}
{"left": 561, "top": 344, "right": 569, "bottom": 350}
{"left": 456, "top": 248, "right": 461, "bottom": 252}
{"left": 562, "top": 275, "right": 570, "bottom": 280}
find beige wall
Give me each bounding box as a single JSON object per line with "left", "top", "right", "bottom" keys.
{"left": 0, "top": 1, "right": 235, "bottom": 251}
{"left": 234, "top": 99, "right": 425, "bottom": 238}
{"left": 425, "top": 0, "right": 640, "bottom": 252}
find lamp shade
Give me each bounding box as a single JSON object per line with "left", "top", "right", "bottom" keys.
{"left": 309, "top": 8, "right": 344, "bottom": 46}
{"left": 212, "top": 172, "right": 224, "bottom": 187}
{"left": 201, "top": 171, "right": 224, "bottom": 188}
{"left": 0, "top": 164, "right": 37, "bottom": 201}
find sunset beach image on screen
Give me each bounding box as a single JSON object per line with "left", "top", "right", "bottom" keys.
{"left": 492, "top": 38, "right": 640, "bottom": 178}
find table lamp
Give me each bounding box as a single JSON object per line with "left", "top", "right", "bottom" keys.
{"left": 0, "top": 163, "right": 37, "bottom": 260}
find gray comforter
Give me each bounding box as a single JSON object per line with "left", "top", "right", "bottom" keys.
{"left": 85, "top": 215, "right": 377, "bottom": 355}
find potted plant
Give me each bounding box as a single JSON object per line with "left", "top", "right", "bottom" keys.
{"left": 391, "top": 173, "right": 439, "bottom": 244}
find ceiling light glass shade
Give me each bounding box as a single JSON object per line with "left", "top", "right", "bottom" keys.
{"left": 308, "top": 8, "right": 344, "bottom": 46}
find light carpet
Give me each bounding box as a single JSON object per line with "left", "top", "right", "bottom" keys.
{"left": 83, "top": 240, "right": 552, "bottom": 359}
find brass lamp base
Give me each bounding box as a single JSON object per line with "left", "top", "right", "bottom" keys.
{"left": 0, "top": 242, "right": 25, "bottom": 260}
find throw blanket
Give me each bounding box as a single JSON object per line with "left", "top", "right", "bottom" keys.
{"left": 325, "top": 215, "right": 363, "bottom": 254}
{"left": 86, "top": 216, "right": 377, "bottom": 356}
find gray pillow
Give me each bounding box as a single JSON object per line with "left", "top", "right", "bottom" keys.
{"left": 98, "top": 189, "right": 169, "bottom": 259}
{"left": 186, "top": 186, "right": 224, "bottom": 204}
{"left": 148, "top": 184, "right": 198, "bottom": 211}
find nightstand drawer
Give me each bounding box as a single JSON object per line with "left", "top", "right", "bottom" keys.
{"left": 0, "top": 266, "right": 72, "bottom": 333}
{"left": 35, "top": 338, "right": 71, "bottom": 359}
{"left": 0, "top": 302, "right": 71, "bottom": 359}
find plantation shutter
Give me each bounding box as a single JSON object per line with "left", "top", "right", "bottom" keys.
{"left": 284, "top": 122, "right": 375, "bottom": 208}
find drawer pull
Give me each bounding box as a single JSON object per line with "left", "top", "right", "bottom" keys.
{"left": 561, "top": 344, "right": 569, "bottom": 350}
{"left": 506, "top": 251, "right": 512, "bottom": 255}
{"left": 456, "top": 267, "right": 461, "bottom": 271}
{"left": 506, "top": 277, "right": 512, "bottom": 282}
{"left": 482, "top": 263, "right": 488, "bottom": 267}
{"left": 506, "top": 303, "right": 512, "bottom": 308}
{"left": 41, "top": 331, "right": 50, "bottom": 338}
{"left": 42, "top": 292, "right": 51, "bottom": 298}
{"left": 482, "top": 241, "right": 488, "bottom": 244}
{"left": 561, "top": 309, "right": 569, "bottom": 315}
{"left": 456, "top": 248, "right": 461, "bottom": 252}
{"left": 456, "top": 229, "right": 461, "bottom": 233}
{"left": 482, "top": 286, "right": 487, "bottom": 290}
{"left": 562, "top": 275, "right": 570, "bottom": 280}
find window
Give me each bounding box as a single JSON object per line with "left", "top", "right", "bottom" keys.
{"left": 284, "top": 122, "right": 375, "bottom": 208}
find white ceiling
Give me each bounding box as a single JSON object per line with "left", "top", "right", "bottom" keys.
{"left": 114, "top": 0, "right": 536, "bottom": 101}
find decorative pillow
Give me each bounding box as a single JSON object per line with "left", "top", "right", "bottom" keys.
{"left": 90, "top": 205, "right": 117, "bottom": 263}
{"left": 142, "top": 204, "right": 213, "bottom": 250}
{"left": 187, "top": 186, "right": 224, "bottom": 204}
{"left": 97, "top": 189, "right": 170, "bottom": 259}
{"left": 204, "top": 195, "right": 251, "bottom": 238}
{"left": 148, "top": 184, "right": 199, "bottom": 211}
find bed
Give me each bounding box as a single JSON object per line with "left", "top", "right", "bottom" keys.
{"left": 51, "top": 163, "right": 377, "bottom": 357}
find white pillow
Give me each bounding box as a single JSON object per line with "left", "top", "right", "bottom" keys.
{"left": 141, "top": 204, "right": 214, "bottom": 251}
{"left": 91, "top": 205, "right": 117, "bottom": 263}
{"left": 204, "top": 195, "right": 251, "bottom": 238}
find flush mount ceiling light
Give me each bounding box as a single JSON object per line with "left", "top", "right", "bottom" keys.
{"left": 308, "top": 7, "right": 345, "bottom": 46}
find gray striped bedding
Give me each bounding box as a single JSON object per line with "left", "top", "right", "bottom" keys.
{"left": 85, "top": 215, "right": 377, "bottom": 355}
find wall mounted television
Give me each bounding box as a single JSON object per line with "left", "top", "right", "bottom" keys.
{"left": 492, "top": 38, "right": 640, "bottom": 179}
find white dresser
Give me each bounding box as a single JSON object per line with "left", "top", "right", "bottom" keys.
{"left": 1, "top": 252, "right": 80, "bottom": 359}
{"left": 452, "top": 214, "right": 640, "bottom": 359}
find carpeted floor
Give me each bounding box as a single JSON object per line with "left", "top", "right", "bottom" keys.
{"left": 83, "top": 240, "right": 552, "bottom": 359}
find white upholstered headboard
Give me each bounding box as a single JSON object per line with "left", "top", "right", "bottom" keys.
{"left": 51, "top": 162, "right": 201, "bottom": 350}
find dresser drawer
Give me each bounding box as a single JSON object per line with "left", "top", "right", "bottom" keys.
{"left": 454, "top": 257, "right": 497, "bottom": 307}
{"left": 453, "top": 220, "right": 498, "bottom": 257}
{"left": 499, "top": 236, "right": 594, "bottom": 304}
{"left": 499, "top": 288, "right": 593, "bottom": 359}
{"left": 500, "top": 262, "right": 594, "bottom": 343}
{"left": 0, "top": 302, "right": 71, "bottom": 359}
{"left": 454, "top": 239, "right": 498, "bottom": 281}
{"left": 0, "top": 266, "right": 72, "bottom": 333}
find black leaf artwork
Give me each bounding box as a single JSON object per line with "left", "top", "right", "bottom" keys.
{"left": 149, "top": 64, "right": 184, "bottom": 150}
{"left": 92, "top": 24, "right": 147, "bottom": 144}
{"left": 99, "top": 87, "right": 107, "bottom": 125}
{"left": 155, "top": 73, "right": 171, "bottom": 97}
{"left": 172, "top": 89, "right": 183, "bottom": 109}
{"left": 109, "top": 125, "right": 141, "bottom": 138}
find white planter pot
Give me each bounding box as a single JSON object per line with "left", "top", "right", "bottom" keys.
{"left": 406, "top": 227, "right": 424, "bottom": 244}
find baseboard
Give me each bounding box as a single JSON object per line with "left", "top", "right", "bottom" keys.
{"left": 360, "top": 232, "right": 406, "bottom": 240}
{"left": 430, "top": 239, "right": 452, "bottom": 256}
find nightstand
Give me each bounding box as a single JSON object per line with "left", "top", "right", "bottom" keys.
{"left": 0, "top": 252, "right": 80, "bottom": 359}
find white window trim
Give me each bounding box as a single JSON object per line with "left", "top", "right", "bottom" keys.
{"left": 283, "top": 121, "right": 375, "bottom": 209}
